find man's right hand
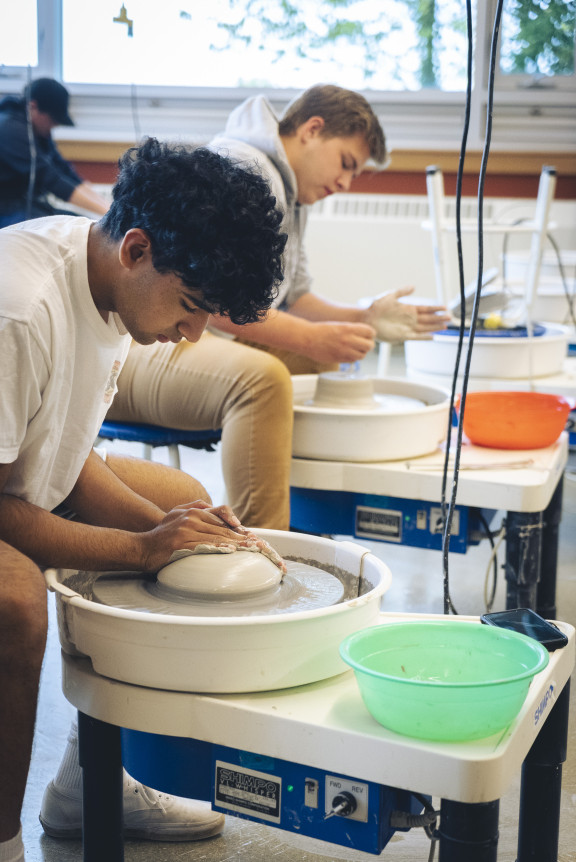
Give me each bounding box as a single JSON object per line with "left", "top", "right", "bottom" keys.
{"left": 137, "top": 500, "right": 283, "bottom": 573}
{"left": 303, "top": 321, "right": 376, "bottom": 364}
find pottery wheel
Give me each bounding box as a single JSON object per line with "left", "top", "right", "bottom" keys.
{"left": 91, "top": 560, "right": 345, "bottom": 618}
{"left": 304, "top": 393, "right": 425, "bottom": 412}
{"left": 303, "top": 371, "right": 425, "bottom": 412}
{"left": 357, "top": 392, "right": 424, "bottom": 412}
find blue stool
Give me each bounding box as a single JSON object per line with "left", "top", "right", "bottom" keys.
{"left": 97, "top": 421, "right": 222, "bottom": 470}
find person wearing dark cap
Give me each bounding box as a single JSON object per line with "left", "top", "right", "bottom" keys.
{"left": 0, "top": 78, "right": 109, "bottom": 228}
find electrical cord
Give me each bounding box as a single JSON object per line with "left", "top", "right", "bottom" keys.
{"left": 390, "top": 793, "right": 439, "bottom": 862}
{"left": 439, "top": 0, "right": 473, "bottom": 616}
{"left": 130, "top": 81, "right": 142, "bottom": 143}
{"left": 413, "top": 792, "right": 440, "bottom": 862}
{"left": 25, "top": 64, "right": 37, "bottom": 220}
{"left": 440, "top": 0, "right": 505, "bottom": 616}
{"left": 476, "top": 509, "right": 498, "bottom": 607}
{"left": 479, "top": 514, "right": 506, "bottom": 612}
{"left": 501, "top": 221, "right": 576, "bottom": 328}
{"left": 546, "top": 231, "right": 576, "bottom": 327}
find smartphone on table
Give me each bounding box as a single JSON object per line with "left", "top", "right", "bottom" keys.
{"left": 480, "top": 608, "right": 568, "bottom": 652}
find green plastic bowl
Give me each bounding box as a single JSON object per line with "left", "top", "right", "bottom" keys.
{"left": 340, "top": 620, "right": 549, "bottom": 742}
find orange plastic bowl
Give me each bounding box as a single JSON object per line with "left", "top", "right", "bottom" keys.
{"left": 458, "top": 391, "right": 572, "bottom": 450}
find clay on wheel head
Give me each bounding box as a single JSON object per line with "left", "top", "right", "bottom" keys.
{"left": 157, "top": 549, "right": 283, "bottom": 599}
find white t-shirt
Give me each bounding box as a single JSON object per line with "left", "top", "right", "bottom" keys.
{"left": 0, "top": 216, "right": 131, "bottom": 511}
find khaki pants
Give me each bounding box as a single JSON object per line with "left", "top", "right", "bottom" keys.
{"left": 108, "top": 332, "right": 337, "bottom": 531}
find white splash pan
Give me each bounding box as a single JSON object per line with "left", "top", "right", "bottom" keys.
{"left": 405, "top": 325, "right": 568, "bottom": 380}
{"left": 292, "top": 375, "right": 450, "bottom": 462}
{"left": 45, "top": 529, "right": 391, "bottom": 694}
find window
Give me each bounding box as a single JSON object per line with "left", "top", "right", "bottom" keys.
{"left": 0, "top": 0, "right": 37, "bottom": 67}
{"left": 60, "top": 0, "right": 472, "bottom": 93}
{"left": 0, "top": 0, "right": 574, "bottom": 150}
{"left": 500, "top": 0, "right": 575, "bottom": 81}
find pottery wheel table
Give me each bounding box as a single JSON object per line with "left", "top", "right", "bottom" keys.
{"left": 290, "top": 435, "right": 568, "bottom": 617}
{"left": 62, "top": 613, "right": 574, "bottom": 862}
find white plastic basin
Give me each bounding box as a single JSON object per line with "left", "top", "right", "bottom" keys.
{"left": 292, "top": 375, "right": 450, "bottom": 462}
{"left": 46, "top": 530, "right": 392, "bottom": 694}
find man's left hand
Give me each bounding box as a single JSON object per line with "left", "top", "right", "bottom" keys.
{"left": 366, "top": 286, "right": 450, "bottom": 342}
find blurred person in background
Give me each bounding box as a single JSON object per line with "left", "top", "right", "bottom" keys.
{"left": 0, "top": 78, "right": 109, "bottom": 228}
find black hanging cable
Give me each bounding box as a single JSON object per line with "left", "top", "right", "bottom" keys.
{"left": 441, "top": 0, "right": 505, "bottom": 614}
{"left": 25, "top": 65, "right": 37, "bottom": 220}
{"left": 439, "top": 0, "right": 473, "bottom": 615}
{"left": 545, "top": 232, "right": 576, "bottom": 327}
{"left": 501, "top": 221, "right": 576, "bottom": 326}
{"left": 477, "top": 509, "right": 500, "bottom": 610}
{"left": 130, "top": 81, "right": 142, "bottom": 143}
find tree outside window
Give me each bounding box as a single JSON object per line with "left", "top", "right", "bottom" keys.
{"left": 500, "top": 0, "right": 575, "bottom": 78}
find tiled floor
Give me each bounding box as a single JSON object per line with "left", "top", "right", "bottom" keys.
{"left": 20, "top": 352, "right": 576, "bottom": 862}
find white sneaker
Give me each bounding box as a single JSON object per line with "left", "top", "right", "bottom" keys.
{"left": 39, "top": 773, "right": 225, "bottom": 842}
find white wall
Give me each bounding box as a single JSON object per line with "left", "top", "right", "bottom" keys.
{"left": 304, "top": 195, "right": 576, "bottom": 306}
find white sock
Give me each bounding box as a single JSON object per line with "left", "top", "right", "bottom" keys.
{"left": 0, "top": 827, "right": 25, "bottom": 862}
{"left": 51, "top": 720, "right": 134, "bottom": 797}
{"left": 52, "top": 719, "right": 82, "bottom": 795}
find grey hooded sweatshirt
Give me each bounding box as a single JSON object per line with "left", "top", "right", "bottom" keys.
{"left": 210, "top": 95, "right": 312, "bottom": 310}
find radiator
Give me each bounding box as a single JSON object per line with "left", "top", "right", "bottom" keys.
{"left": 305, "top": 193, "right": 576, "bottom": 306}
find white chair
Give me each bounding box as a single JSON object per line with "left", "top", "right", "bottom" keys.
{"left": 423, "top": 164, "right": 557, "bottom": 321}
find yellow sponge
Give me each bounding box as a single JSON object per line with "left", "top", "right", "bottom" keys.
{"left": 483, "top": 313, "right": 503, "bottom": 329}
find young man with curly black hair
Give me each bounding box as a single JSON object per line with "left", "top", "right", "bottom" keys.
{"left": 0, "top": 137, "right": 286, "bottom": 862}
